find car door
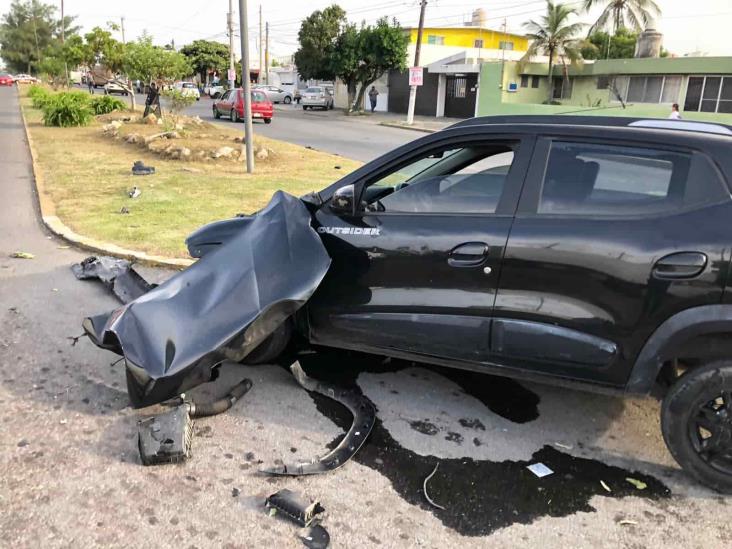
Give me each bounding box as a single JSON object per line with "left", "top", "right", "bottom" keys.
{"left": 216, "top": 90, "right": 231, "bottom": 115}
{"left": 308, "top": 131, "right": 535, "bottom": 364}
{"left": 492, "top": 134, "right": 732, "bottom": 387}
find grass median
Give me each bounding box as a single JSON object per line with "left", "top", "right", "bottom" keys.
{"left": 21, "top": 93, "right": 360, "bottom": 258}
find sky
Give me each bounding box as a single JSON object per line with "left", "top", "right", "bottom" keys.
{"left": 1, "top": 0, "right": 731, "bottom": 60}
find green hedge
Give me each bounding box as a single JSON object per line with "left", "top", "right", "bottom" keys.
{"left": 27, "top": 84, "right": 53, "bottom": 109}
{"left": 41, "top": 92, "right": 93, "bottom": 127}
{"left": 90, "top": 95, "right": 126, "bottom": 115}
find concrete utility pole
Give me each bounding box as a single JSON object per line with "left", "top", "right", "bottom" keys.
{"left": 228, "top": 0, "right": 236, "bottom": 89}
{"left": 121, "top": 16, "right": 126, "bottom": 44}
{"left": 61, "top": 0, "right": 68, "bottom": 87}
{"left": 238, "top": 0, "right": 254, "bottom": 173}
{"left": 406, "top": 0, "right": 427, "bottom": 125}
{"left": 259, "top": 5, "right": 263, "bottom": 84}
{"left": 265, "top": 22, "right": 269, "bottom": 85}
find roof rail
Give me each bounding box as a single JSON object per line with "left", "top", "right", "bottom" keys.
{"left": 628, "top": 119, "right": 732, "bottom": 136}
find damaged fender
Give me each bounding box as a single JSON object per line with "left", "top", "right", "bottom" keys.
{"left": 83, "top": 192, "right": 331, "bottom": 407}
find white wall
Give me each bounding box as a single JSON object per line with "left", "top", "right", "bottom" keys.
{"left": 334, "top": 74, "right": 389, "bottom": 112}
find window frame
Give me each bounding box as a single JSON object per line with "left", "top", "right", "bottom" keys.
{"left": 531, "top": 75, "right": 541, "bottom": 89}
{"left": 474, "top": 39, "right": 484, "bottom": 48}
{"left": 349, "top": 133, "right": 536, "bottom": 218}
{"left": 684, "top": 75, "right": 732, "bottom": 113}
{"left": 516, "top": 136, "right": 731, "bottom": 220}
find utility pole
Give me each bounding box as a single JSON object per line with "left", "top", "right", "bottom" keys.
{"left": 238, "top": 0, "right": 254, "bottom": 173}
{"left": 499, "top": 18, "right": 507, "bottom": 89}
{"left": 406, "top": 0, "right": 427, "bottom": 125}
{"left": 265, "top": 22, "right": 269, "bottom": 85}
{"left": 60, "top": 0, "right": 68, "bottom": 86}
{"left": 259, "top": 6, "right": 263, "bottom": 84}
{"left": 121, "top": 16, "right": 126, "bottom": 44}
{"left": 228, "top": 0, "right": 236, "bottom": 89}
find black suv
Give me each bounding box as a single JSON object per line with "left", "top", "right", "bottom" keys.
{"left": 294, "top": 116, "right": 732, "bottom": 492}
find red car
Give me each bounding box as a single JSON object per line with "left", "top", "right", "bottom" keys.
{"left": 212, "top": 88, "right": 273, "bottom": 124}
{"left": 0, "top": 73, "right": 15, "bottom": 86}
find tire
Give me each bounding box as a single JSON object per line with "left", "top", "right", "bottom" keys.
{"left": 264, "top": 118, "right": 272, "bottom": 124}
{"left": 125, "top": 366, "right": 146, "bottom": 408}
{"left": 242, "top": 321, "right": 292, "bottom": 365}
{"left": 283, "top": 96, "right": 292, "bottom": 104}
{"left": 213, "top": 107, "right": 220, "bottom": 119}
{"left": 661, "top": 360, "right": 732, "bottom": 493}
{"left": 231, "top": 109, "right": 238, "bottom": 123}
{"left": 303, "top": 105, "right": 308, "bottom": 110}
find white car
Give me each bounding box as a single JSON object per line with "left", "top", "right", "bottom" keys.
{"left": 175, "top": 82, "right": 201, "bottom": 100}
{"left": 301, "top": 86, "right": 334, "bottom": 110}
{"left": 205, "top": 84, "right": 226, "bottom": 98}
{"left": 104, "top": 81, "right": 129, "bottom": 95}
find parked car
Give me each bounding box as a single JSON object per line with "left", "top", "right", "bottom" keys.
{"left": 104, "top": 81, "right": 129, "bottom": 95}
{"left": 253, "top": 84, "right": 292, "bottom": 104}
{"left": 174, "top": 81, "right": 201, "bottom": 100}
{"left": 13, "top": 73, "right": 38, "bottom": 84}
{"left": 205, "top": 84, "right": 226, "bottom": 98}
{"left": 212, "top": 88, "right": 273, "bottom": 124}
{"left": 301, "top": 86, "right": 334, "bottom": 110}
{"left": 188, "top": 115, "right": 732, "bottom": 493}
{"left": 0, "top": 73, "right": 14, "bottom": 86}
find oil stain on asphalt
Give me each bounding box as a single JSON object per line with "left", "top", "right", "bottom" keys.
{"left": 298, "top": 351, "right": 671, "bottom": 537}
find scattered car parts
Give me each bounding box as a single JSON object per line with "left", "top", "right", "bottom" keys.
{"left": 82, "top": 192, "right": 331, "bottom": 407}
{"left": 299, "top": 525, "right": 330, "bottom": 549}
{"left": 423, "top": 463, "right": 446, "bottom": 510}
{"left": 137, "top": 378, "right": 252, "bottom": 466}
{"left": 72, "top": 256, "right": 153, "bottom": 304}
{"left": 261, "top": 362, "right": 376, "bottom": 476}
{"left": 265, "top": 489, "right": 325, "bottom": 527}
{"left": 131, "top": 161, "right": 154, "bottom": 176}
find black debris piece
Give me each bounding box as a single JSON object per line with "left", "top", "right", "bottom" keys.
{"left": 167, "top": 378, "right": 253, "bottom": 418}
{"left": 299, "top": 524, "right": 330, "bottom": 549}
{"left": 72, "top": 256, "right": 154, "bottom": 304}
{"left": 131, "top": 161, "right": 155, "bottom": 176}
{"left": 265, "top": 489, "right": 324, "bottom": 527}
{"left": 261, "top": 362, "right": 376, "bottom": 476}
{"left": 82, "top": 192, "right": 331, "bottom": 407}
{"left": 137, "top": 404, "right": 193, "bottom": 465}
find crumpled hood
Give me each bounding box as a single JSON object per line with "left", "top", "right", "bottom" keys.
{"left": 83, "top": 191, "right": 331, "bottom": 406}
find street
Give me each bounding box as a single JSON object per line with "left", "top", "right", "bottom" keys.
{"left": 1, "top": 85, "right": 731, "bottom": 548}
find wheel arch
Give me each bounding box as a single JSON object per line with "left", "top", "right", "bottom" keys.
{"left": 626, "top": 305, "right": 732, "bottom": 394}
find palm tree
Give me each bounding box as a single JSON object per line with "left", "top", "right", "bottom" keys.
{"left": 523, "top": 2, "right": 584, "bottom": 103}
{"left": 583, "top": 0, "right": 661, "bottom": 34}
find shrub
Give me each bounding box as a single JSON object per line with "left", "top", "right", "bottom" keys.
{"left": 162, "top": 88, "right": 198, "bottom": 116}
{"left": 28, "top": 85, "right": 53, "bottom": 109}
{"left": 90, "top": 95, "right": 126, "bottom": 115}
{"left": 41, "top": 92, "right": 93, "bottom": 127}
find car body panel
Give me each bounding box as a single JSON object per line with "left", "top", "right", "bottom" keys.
{"left": 0, "top": 73, "right": 14, "bottom": 86}
{"left": 254, "top": 85, "right": 292, "bottom": 103}
{"left": 302, "top": 86, "right": 334, "bottom": 109}
{"left": 213, "top": 88, "right": 273, "bottom": 121}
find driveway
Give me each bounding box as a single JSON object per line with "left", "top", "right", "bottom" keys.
{"left": 1, "top": 86, "right": 730, "bottom": 548}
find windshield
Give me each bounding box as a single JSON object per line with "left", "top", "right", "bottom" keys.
{"left": 305, "top": 87, "right": 321, "bottom": 93}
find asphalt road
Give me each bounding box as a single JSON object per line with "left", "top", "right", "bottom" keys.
{"left": 1, "top": 86, "right": 731, "bottom": 548}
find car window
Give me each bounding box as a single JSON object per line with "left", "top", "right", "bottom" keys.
{"left": 305, "top": 87, "right": 321, "bottom": 93}
{"left": 364, "top": 143, "right": 517, "bottom": 214}
{"left": 538, "top": 141, "right": 729, "bottom": 216}
{"left": 220, "top": 90, "right": 231, "bottom": 101}
{"left": 252, "top": 91, "right": 266, "bottom": 102}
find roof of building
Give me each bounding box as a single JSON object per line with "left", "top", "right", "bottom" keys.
{"left": 518, "top": 56, "right": 732, "bottom": 77}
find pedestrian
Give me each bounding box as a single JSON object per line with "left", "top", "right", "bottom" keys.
{"left": 669, "top": 103, "right": 682, "bottom": 120}
{"left": 143, "top": 82, "right": 162, "bottom": 118}
{"left": 87, "top": 72, "right": 94, "bottom": 94}
{"left": 368, "top": 85, "right": 379, "bottom": 113}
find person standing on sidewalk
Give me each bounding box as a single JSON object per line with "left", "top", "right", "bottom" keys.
{"left": 669, "top": 103, "right": 682, "bottom": 120}
{"left": 87, "top": 72, "right": 94, "bottom": 94}
{"left": 368, "top": 86, "right": 379, "bottom": 113}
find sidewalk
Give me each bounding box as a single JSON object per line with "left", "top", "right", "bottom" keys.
{"left": 331, "top": 109, "right": 463, "bottom": 133}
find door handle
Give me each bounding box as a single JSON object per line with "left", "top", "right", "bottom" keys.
{"left": 652, "top": 252, "right": 707, "bottom": 280}
{"left": 448, "top": 242, "right": 489, "bottom": 267}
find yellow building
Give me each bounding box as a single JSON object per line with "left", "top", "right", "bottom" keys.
{"left": 405, "top": 26, "right": 529, "bottom": 53}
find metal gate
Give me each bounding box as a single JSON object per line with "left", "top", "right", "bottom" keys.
{"left": 445, "top": 74, "right": 477, "bottom": 119}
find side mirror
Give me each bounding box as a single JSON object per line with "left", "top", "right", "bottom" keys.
{"left": 330, "top": 184, "right": 355, "bottom": 215}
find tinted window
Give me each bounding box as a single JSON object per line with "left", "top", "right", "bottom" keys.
{"left": 366, "top": 144, "right": 517, "bottom": 214}
{"left": 539, "top": 141, "right": 728, "bottom": 216}
{"left": 305, "top": 87, "right": 321, "bottom": 93}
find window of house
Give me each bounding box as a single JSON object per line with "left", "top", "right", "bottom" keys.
{"left": 474, "top": 39, "right": 484, "bottom": 48}
{"left": 624, "top": 75, "right": 682, "bottom": 104}
{"left": 427, "top": 35, "right": 445, "bottom": 45}
{"left": 597, "top": 76, "right": 610, "bottom": 90}
{"left": 683, "top": 76, "right": 732, "bottom": 113}
{"left": 499, "top": 41, "right": 514, "bottom": 50}
{"left": 531, "top": 75, "right": 540, "bottom": 88}
{"left": 538, "top": 141, "right": 728, "bottom": 216}
{"left": 363, "top": 143, "right": 518, "bottom": 215}
{"left": 520, "top": 75, "right": 529, "bottom": 88}
{"left": 552, "top": 77, "right": 573, "bottom": 99}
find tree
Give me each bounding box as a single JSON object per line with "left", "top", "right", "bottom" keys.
{"left": 0, "top": 0, "right": 78, "bottom": 73}
{"left": 180, "top": 39, "right": 229, "bottom": 84}
{"left": 523, "top": 1, "right": 584, "bottom": 103}
{"left": 294, "top": 5, "right": 346, "bottom": 81}
{"left": 349, "top": 18, "right": 408, "bottom": 113}
{"left": 330, "top": 23, "right": 360, "bottom": 110}
{"left": 583, "top": 0, "right": 661, "bottom": 34}
{"left": 37, "top": 33, "right": 85, "bottom": 86}
{"left": 581, "top": 27, "right": 637, "bottom": 59}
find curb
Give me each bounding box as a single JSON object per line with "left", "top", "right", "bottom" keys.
{"left": 378, "top": 121, "right": 439, "bottom": 134}
{"left": 18, "top": 91, "right": 194, "bottom": 269}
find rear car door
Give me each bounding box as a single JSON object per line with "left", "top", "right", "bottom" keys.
{"left": 492, "top": 133, "right": 732, "bottom": 387}
{"left": 216, "top": 90, "right": 232, "bottom": 115}
{"left": 308, "top": 131, "right": 534, "bottom": 363}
